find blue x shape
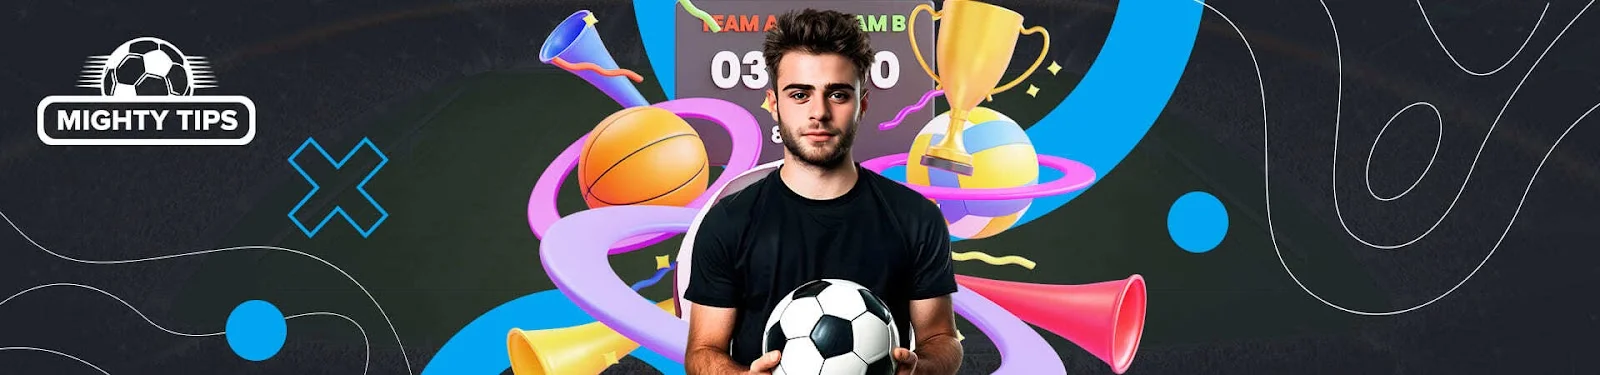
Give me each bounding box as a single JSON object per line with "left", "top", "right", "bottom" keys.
{"left": 287, "top": 137, "right": 390, "bottom": 238}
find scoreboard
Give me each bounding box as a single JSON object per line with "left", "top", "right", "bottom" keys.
{"left": 674, "top": 0, "right": 936, "bottom": 164}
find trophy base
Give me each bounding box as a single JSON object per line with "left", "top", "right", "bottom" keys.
{"left": 921, "top": 152, "right": 975, "bottom": 176}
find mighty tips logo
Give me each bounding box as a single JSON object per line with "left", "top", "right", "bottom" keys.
{"left": 37, "top": 37, "right": 257, "bottom": 146}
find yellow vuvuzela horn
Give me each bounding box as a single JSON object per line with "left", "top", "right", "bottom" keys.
{"left": 507, "top": 299, "right": 675, "bottom": 375}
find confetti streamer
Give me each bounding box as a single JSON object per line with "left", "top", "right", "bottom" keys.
{"left": 630, "top": 261, "right": 677, "bottom": 291}
{"left": 879, "top": 90, "right": 943, "bottom": 131}
{"left": 952, "top": 251, "right": 1036, "bottom": 269}
{"left": 678, "top": 0, "right": 723, "bottom": 32}
{"left": 548, "top": 56, "right": 643, "bottom": 83}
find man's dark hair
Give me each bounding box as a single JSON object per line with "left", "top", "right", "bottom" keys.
{"left": 763, "top": 9, "right": 875, "bottom": 85}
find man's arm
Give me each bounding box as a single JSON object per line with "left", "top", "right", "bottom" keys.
{"left": 687, "top": 302, "right": 774, "bottom": 375}
{"left": 898, "top": 196, "right": 962, "bottom": 374}
{"left": 905, "top": 295, "right": 962, "bottom": 375}
{"left": 683, "top": 203, "right": 779, "bottom": 374}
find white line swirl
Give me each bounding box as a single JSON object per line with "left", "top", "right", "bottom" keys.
{"left": 0, "top": 210, "right": 413, "bottom": 373}
{"left": 1332, "top": 0, "right": 1590, "bottom": 250}
{"left": 1417, "top": 0, "right": 1548, "bottom": 76}
{"left": 0, "top": 289, "right": 367, "bottom": 374}
{"left": 1, "top": 283, "right": 225, "bottom": 337}
{"left": 0, "top": 346, "right": 112, "bottom": 375}
{"left": 1364, "top": 101, "right": 1441, "bottom": 201}
{"left": 1197, "top": 0, "right": 1597, "bottom": 316}
{"left": 286, "top": 311, "right": 370, "bottom": 375}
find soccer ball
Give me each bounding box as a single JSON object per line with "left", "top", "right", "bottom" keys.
{"left": 763, "top": 279, "right": 899, "bottom": 375}
{"left": 102, "top": 38, "right": 192, "bottom": 96}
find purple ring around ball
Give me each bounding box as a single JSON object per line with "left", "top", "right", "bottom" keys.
{"left": 541, "top": 204, "right": 1066, "bottom": 374}
{"left": 861, "top": 153, "right": 1098, "bottom": 200}
{"left": 526, "top": 97, "right": 761, "bottom": 253}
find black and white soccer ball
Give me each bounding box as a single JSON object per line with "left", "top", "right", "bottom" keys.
{"left": 99, "top": 38, "right": 193, "bottom": 96}
{"left": 763, "top": 279, "right": 899, "bottom": 375}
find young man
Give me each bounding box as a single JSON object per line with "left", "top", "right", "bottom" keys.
{"left": 683, "top": 8, "right": 962, "bottom": 375}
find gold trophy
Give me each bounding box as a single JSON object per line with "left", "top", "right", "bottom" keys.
{"left": 909, "top": 0, "right": 1050, "bottom": 175}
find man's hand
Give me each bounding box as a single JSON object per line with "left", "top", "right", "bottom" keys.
{"left": 902, "top": 295, "right": 962, "bottom": 375}
{"left": 688, "top": 303, "right": 765, "bottom": 375}
{"left": 745, "top": 350, "right": 782, "bottom": 375}
{"left": 892, "top": 348, "right": 918, "bottom": 375}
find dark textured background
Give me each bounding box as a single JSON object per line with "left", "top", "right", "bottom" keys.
{"left": 2, "top": 0, "right": 1598, "bottom": 374}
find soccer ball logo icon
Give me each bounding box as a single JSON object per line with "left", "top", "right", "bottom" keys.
{"left": 77, "top": 37, "right": 216, "bottom": 96}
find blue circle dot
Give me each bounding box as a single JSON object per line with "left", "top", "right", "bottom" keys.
{"left": 1168, "top": 191, "right": 1228, "bottom": 253}
{"left": 225, "top": 300, "right": 286, "bottom": 361}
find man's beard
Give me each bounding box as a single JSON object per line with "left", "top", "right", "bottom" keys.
{"left": 778, "top": 116, "right": 857, "bottom": 169}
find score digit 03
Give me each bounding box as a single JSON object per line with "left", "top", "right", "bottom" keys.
{"left": 706, "top": 13, "right": 908, "bottom": 146}
{"left": 710, "top": 49, "right": 902, "bottom": 91}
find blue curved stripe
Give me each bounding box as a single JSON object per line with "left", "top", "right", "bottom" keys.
{"left": 635, "top": 0, "right": 677, "bottom": 99}
{"left": 1005, "top": 0, "right": 1203, "bottom": 232}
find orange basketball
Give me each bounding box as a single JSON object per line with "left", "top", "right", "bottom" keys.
{"left": 578, "top": 106, "right": 710, "bottom": 209}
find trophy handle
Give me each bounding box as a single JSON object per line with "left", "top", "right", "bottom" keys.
{"left": 908, "top": 3, "right": 942, "bottom": 89}
{"left": 991, "top": 25, "right": 1050, "bottom": 95}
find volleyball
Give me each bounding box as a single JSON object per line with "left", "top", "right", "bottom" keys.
{"left": 905, "top": 107, "right": 1038, "bottom": 239}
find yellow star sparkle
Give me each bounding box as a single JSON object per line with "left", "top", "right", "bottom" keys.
{"left": 656, "top": 255, "right": 671, "bottom": 270}
{"left": 1047, "top": 61, "right": 1062, "bottom": 75}
{"left": 584, "top": 13, "right": 598, "bottom": 25}
{"left": 760, "top": 98, "right": 772, "bottom": 112}
{"left": 603, "top": 351, "right": 619, "bottom": 365}
{"left": 1026, "top": 85, "right": 1040, "bottom": 97}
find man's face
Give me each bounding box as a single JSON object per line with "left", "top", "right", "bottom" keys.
{"left": 767, "top": 52, "right": 868, "bottom": 169}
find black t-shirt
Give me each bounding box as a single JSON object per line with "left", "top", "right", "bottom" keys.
{"left": 684, "top": 163, "right": 958, "bottom": 366}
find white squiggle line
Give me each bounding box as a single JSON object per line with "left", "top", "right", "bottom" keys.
{"left": 1417, "top": 0, "right": 1548, "bottom": 76}
{"left": 1332, "top": 0, "right": 1591, "bottom": 250}
{"left": 0, "top": 210, "right": 414, "bottom": 374}
{"left": 1200, "top": 0, "right": 1598, "bottom": 316}
{"left": 1364, "top": 102, "right": 1442, "bottom": 201}
{"left": 1, "top": 283, "right": 225, "bottom": 337}
{"left": 286, "top": 311, "right": 369, "bottom": 375}
{"left": 0, "top": 293, "right": 368, "bottom": 374}
{"left": 0, "top": 347, "right": 112, "bottom": 375}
